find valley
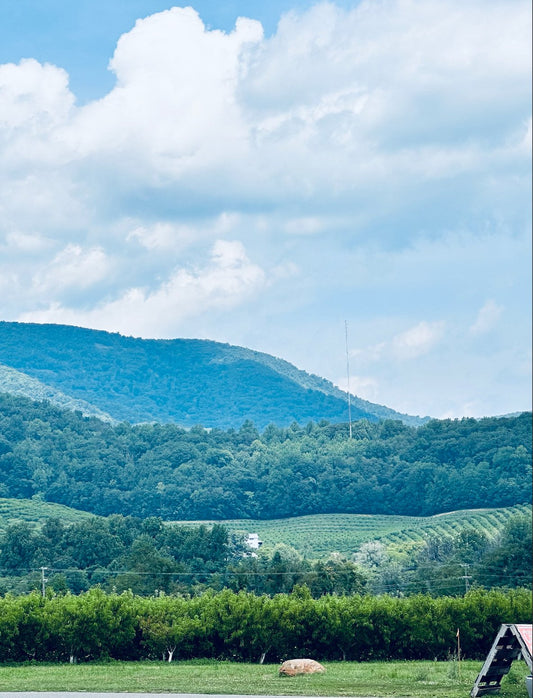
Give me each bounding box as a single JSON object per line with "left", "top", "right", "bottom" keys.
{"left": 0, "top": 322, "right": 530, "bottom": 601}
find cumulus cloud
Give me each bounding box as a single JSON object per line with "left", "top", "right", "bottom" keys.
{"left": 349, "top": 321, "right": 446, "bottom": 366}
{"left": 0, "top": 58, "right": 73, "bottom": 133}
{"left": 1, "top": 1, "right": 529, "bottom": 211}
{"left": 66, "top": 8, "right": 263, "bottom": 173}
{"left": 1, "top": 0, "right": 531, "bottom": 417}
{"left": 20, "top": 240, "right": 265, "bottom": 337}
{"left": 0, "top": 59, "right": 74, "bottom": 172}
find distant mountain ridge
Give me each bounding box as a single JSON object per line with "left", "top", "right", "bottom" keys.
{"left": 0, "top": 362, "right": 116, "bottom": 423}
{"left": 0, "top": 321, "right": 425, "bottom": 429}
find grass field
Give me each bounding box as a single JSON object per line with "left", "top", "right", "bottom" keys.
{"left": 0, "top": 659, "right": 529, "bottom": 697}
{"left": 172, "top": 504, "right": 532, "bottom": 558}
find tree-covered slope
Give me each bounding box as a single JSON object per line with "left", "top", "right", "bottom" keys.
{"left": 0, "top": 363, "right": 116, "bottom": 423}
{"left": 0, "top": 393, "right": 529, "bottom": 520}
{"left": 0, "top": 322, "right": 423, "bottom": 428}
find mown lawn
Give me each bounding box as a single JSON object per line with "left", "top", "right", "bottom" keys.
{"left": 0, "top": 659, "right": 529, "bottom": 697}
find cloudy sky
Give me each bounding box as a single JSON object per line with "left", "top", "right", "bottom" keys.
{"left": 1, "top": 0, "right": 531, "bottom": 419}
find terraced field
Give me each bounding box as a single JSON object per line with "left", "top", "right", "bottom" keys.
{"left": 174, "top": 504, "right": 532, "bottom": 558}
{"left": 1, "top": 498, "right": 530, "bottom": 560}
{"left": 0, "top": 497, "right": 94, "bottom": 531}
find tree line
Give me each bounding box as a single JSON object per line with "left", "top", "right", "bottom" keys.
{"left": 0, "top": 515, "right": 366, "bottom": 597}
{"left": 1, "top": 513, "right": 530, "bottom": 598}
{"left": 0, "top": 393, "right": 530, "bottom": 520}
{"left": 0, "top": 586, "right": 530, "bottom": 664}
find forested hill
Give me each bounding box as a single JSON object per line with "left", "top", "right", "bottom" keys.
{"left": 0, "top": 393, "right": 530, "bottom": 520}
{"left": 0, "top": 322, "right": 422, "bottom": 429}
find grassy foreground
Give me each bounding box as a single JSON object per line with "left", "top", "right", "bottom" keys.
{"left": 0, "top": 659, "right": 529, "bottom": 697}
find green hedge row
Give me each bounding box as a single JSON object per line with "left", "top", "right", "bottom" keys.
{"left": 1, "top": 587, "right": 530, "bottom": 663}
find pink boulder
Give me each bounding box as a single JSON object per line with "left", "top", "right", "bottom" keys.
{"left": 279, "top": 658, "right": 326, "bottom": 676}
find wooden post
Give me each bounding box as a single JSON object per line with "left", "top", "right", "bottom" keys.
{"left": 457, "top": 628, "right": 461, "bottom": 678}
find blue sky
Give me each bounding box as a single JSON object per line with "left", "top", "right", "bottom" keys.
{"left": 1, "top": 1, "right": 335, "bottom": 102}
{"left": 0, "top": 0, "right": 531, "bottom": 419}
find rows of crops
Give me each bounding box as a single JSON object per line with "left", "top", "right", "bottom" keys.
{"left": 0, "top": 498, "right": 93, "bottom": 531}
{"left": 1, "top": 498, "right": 529, "bottom": 559}
{"left": 378, "top": 505, "right": 531, "bottom": 550}
{"left": 177, "top": 504, "right": 531, "bottom": 558}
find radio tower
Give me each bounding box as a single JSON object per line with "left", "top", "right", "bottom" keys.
{"left": 345, "top": 320, "right": 353, "bottom": 438}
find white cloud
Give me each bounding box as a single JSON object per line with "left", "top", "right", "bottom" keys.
{"left": 127, "top": 222, "right": 195, "bottom": 251}
{"left": 469, "top": 300, "right": 504, "bottom": 335}
{"left": 20, "top": 240, "right": 265, "bottom": 337}
{"left": 3, "top": 231, "right": 51, "bottom": 253}
{"left": 126, "top": 212, "right": 243, "bottom": 252}
{"left": 66, "top": 8, "right": 263, "bottom": 174}
{"left": 0, "top": 59, "right": 74, "bottom": 174}
{"left": 0, "top": 0, "right": 531, "bottom": 418}
{"left": 519, "top": 117, "right": 532, "bottom": 153}
{"left": 1, "top": 1, "right": 529, "bottom": 206}
{"left": 0, "top": 58, "right": 73, "bottom": 133}
{"left": 347, "top": 321, "right": 446, "bottom": 367}
{"left": 392, "top": 321, "right": 446, "bottom": 360}
{"left": 31, "top": 244, "right": 111, "bottom": 293}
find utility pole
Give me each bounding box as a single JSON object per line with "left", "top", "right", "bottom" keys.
{"left": 460, "top": 563, "right": 471, "bottom": 594}
{"left": 345, "top": 320, "right": 353, "bottom": 438}
{"left": 40, "top": 566, "right": 47, "bottom": 598}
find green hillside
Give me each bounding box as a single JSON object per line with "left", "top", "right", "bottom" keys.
{"left": 172, "top": 504, "right": 532, "bottom": 558}
{"left": 0, "top": 321, "right": 423, "bottom": 428}
{"left": 0, "top": 363, "right": 115, "bottom": 423}
{"left": 0, "top": 393, "right": 530, "bottom": 520}
{"left": 0, "top": 497, "right": 95, "bottom": 531}
{"left": 1, "top": 496, "right": 528, "bottom": 562}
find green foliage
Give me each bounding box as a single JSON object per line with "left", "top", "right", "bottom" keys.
{"left": 0, "top": 508, "right": 530, "bottom": 598}
{"left": 0, "top": 515, "right": 235, "bottom": 597}
{"left": 0, "top": 393, "right": 530, "bottom": 520}
{"left": 0, "top": 587, "right": 530, "bottom": 663}
{"left": 0, "top": 322, "right": 418, "bottom": 429}
{"left": 43, "top": 588, "right": 138, "bottom": 662}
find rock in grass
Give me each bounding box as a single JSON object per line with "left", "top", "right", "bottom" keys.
{"left": 279, "top": 658, "right": 326, "bottom": 676}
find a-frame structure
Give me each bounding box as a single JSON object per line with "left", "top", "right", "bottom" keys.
{"left": 471, "top": 624, "right": 532, "bottom": 697}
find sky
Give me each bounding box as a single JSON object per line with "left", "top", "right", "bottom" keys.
{"left": 0, "top": 0, "right": 531, "bottom": 420}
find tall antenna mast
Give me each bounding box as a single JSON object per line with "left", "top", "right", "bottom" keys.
{"left": 345, "top": 320, "right": 353, "bottom": 438}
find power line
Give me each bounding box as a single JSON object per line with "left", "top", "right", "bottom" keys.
{"left": 2, "top": 566, "right": 530, "bottom": 584}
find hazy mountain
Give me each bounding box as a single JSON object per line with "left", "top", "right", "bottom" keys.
{"left": 0, "top": 321, "right": 425, "bottom": 429}
{"left": 0, "top": 362, "right": 116, "bottom": 423}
